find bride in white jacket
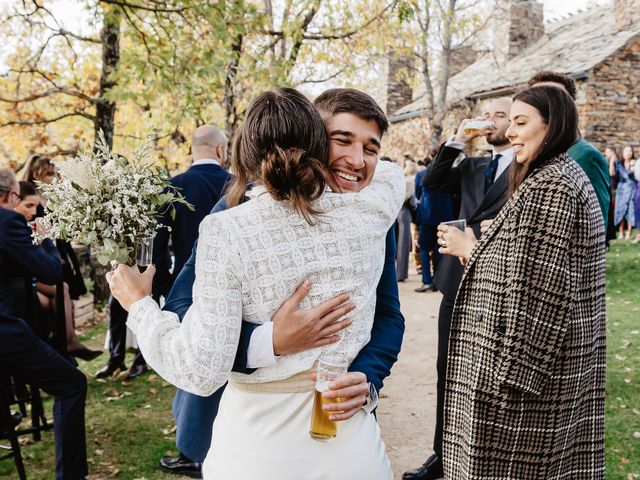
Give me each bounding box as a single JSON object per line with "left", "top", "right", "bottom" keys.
{"left": 108, "top": 87, "right": 403, "bottom": 479}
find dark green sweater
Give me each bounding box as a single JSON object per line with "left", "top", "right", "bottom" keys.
{"left": 568, "top": 139, "right": 610, "bottom": 222}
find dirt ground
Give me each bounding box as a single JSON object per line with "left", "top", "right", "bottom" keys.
{"left": 377, "top": 271, "right": 441, "bottom": 479}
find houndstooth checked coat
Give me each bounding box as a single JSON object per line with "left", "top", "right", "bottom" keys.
{"left": 443, "top": 154, "right": 606, "bottom": 480}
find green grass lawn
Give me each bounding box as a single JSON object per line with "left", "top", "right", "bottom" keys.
{"left": 1, "top": 242, "right": 639, "bottom": 479}
{"left": 604, "top": 240, "right": 640, "bottom": 480}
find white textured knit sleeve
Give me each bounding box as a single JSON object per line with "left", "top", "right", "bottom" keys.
{"left": 127, "top": 215, "right": 243, "bottom": 396}
{"left": 356, "top": 160, "right": 406, "bottom": 228}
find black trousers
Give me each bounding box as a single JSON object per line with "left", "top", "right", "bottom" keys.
{"left": 1, "top": 319, "right": 87, "bottom": 480}
{"left": 107, "top": 296, "right": 145, "bottom": 368}
{"left": 432, "top": 294, "right": 455, "bottom": 459}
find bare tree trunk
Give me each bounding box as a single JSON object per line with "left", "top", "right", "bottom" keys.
{"left": 429, "top": 0, "right": 456, "bottom": 147}
{"left": 92, "top": 5, "right": 122, "bottom": 303}
{"left": 224, "top": 34, "right": 244, "bottom": 140}
{"left": 94, "top": 5, "right": 121, "bottom": 150}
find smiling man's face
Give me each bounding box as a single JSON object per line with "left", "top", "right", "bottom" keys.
{"left": 324, "top": 112, "right": 382, "bottom": 193}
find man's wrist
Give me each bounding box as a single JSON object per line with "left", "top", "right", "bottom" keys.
{"left": 362, "top": 381, "right": 379, "bottom": 414}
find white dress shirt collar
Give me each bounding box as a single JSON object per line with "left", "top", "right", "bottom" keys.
{"left": 492, "top": 146, "right": 515, "bottom": 180}
{"left": 192, "top": 158, "right": 221, "bottom": 167}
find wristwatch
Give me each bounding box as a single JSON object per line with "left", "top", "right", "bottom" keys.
{"left": 362, "top": 382, "right": 378, "bottom": 413}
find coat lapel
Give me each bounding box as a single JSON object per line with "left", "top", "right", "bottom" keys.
{"left": 468, "top": 168, "right": 509, "bottom": 225}
{"left": 462, "top": 185, "right": 522, "bottom": 278}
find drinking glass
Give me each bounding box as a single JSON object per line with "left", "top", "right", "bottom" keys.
{"left": 309, "top": 353, "right": 348, "bottom": 440}
{"left": 440, "top": 219, "right": 467, "bottom": 231}
{"left": 135, "top": 235, "right": 154, "bottom": 272}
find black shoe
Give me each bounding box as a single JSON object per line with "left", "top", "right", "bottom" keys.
{"left": 95, "top": 362, "right": 126, "bottom": 379}
{"left": 69, "top": 347, "right": 103, "bottom": 362}
{"left": 414, "top": 283, "right": 433, "bottom": 293}
{"left": 402, "top": 453, "right": 444, "bottom": 480}
{"left": 159, "top": 454, "right": 202, "bottom": 478}
{"left": 126, "top": 364, "right": 148, "bottom": 379}
{"left": 11, "top": 411, "right": 22, "bottom": 427}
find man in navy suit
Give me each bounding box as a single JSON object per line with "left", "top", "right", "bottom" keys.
{"left": 159, "top": 89, "right": 406, "bottom": 478}
{"left": 96, "top": 126, "right": 231, "bottom": 381}
{"left": 0, "top": 168, "right": 88, "bottom": 480}
{"left": 153, "top": 125, "right": 231, "bottom": 297}
{"left": 413, "top": 165, "right": 454, "bottom": 292}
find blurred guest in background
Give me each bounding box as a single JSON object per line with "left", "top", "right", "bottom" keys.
{"left": 413, "top": 159, "right": 453, "bottom": 293}
{"left": 1, "top": 167, "right": 88, "bottom": 480}
{"left": 610, "top": 145, "right": 637, "bottom": 239}
{"left": 396, "top": 162, "right": 417, "bottom": 282}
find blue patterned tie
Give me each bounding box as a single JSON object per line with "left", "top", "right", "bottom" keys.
{"left": 484, "top": 153, "right": 501, "bottom": 193}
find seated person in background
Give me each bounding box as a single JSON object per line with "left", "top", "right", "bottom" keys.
{"left": 0, "top": 167, "right": 88, "bottom": 480}
{"left": 14, "top": 181, "right": 102, "bottom": 361}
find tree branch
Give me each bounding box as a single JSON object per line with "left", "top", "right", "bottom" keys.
{"left": 0, "top": 111, "right": 95, "bottom": 128}
{"left": 99, "top": 0, "right": 186, "bottom": 14}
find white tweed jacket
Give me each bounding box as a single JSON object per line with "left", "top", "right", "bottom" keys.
{"left": 127, "top": 161, "right": 404, "bottom": 396}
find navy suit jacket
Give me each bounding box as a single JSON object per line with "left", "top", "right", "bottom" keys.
{"left": 422, "top": 144, "right": 509, "bottom": 299}
{"left": 153, "top": 163, "right": 232, "bottom": 297}
{"left": 0, "top": 207, "right": 62, "bottom": 352}
{"left": 163, "top": 197, "right": 405, "bottom": 462}
{"left": 414, "top": 169, "right": 454, "bottom": 226}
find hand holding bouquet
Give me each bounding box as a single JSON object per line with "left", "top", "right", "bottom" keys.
{"left": 36, "top": 131, "right": 191, "bottom": 266}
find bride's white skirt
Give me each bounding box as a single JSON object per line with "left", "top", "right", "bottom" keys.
{"left": 203, "top": 382, "right": 393, "bottom": 480}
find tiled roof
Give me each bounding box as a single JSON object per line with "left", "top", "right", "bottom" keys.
{"left": 390, "top": 4, "right": 640, "bottom": 120}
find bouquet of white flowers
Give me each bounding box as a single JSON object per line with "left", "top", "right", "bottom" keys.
{"left": 36, "top": 131, "right": 191, "bottom": 266}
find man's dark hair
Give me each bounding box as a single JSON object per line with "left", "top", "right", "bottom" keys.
{"left": 528, "top": 71, "right": 577, "bottom": 100}
{"left": 509, "top": 86, "right": 579, "bottom": 195}
{"left": 314, "top": 88, "right": 389, "bottom": 136}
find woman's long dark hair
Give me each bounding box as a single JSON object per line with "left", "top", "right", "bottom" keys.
{"left": 509, "top": 85, "right": 579, "bottom": 195}
{"left": 226, "top": 87, "right": 329, "bottom": 223}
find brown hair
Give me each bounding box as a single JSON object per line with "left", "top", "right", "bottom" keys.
{"left": 226, "top": 87, "right": 329, "bottom": 223}
{"left": 528, "top": 71, "right": 577, "bottom": 100}
{"left": 18, "top": 181, "right": 38, "bottom": 198}
{"left": 622, "top": 145, "right": 636, "bottom": 161}
{"left": 509, "top": 86, "right": 579, "bottom": 196}
{"left": 314, "top": 88, "right": 388, "bottom": 136}
{"left": 25, "top": 154, "right": 55, "bottom": 183}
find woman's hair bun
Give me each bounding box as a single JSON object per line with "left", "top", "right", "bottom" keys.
{"left": 261, "top": 146, "right": 327, "bottom": 222}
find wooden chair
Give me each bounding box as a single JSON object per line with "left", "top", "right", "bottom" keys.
{"left": 0, "top": 373, "right": 27, "bottom": 480}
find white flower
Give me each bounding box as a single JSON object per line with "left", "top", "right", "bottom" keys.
{"left": 36, "top": 131, "right": 191, "bottom": 266}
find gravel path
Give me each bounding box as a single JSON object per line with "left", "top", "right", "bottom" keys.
{"left": 378, "top": 271, "right": 441, "bottom": 479}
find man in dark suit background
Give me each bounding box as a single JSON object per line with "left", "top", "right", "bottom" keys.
{"left": 159, "top": 88, "right": 406, "bottom": 478}
{"left": 403, "top": 97, "right": 514, "bottom": 480}
{"left": 153, "top": 125, "right": 231, "bottom": 297}
{"left": 0, "top": 168, "right": 88, "bottom": 480}
{"left": 96, "top": 126, "right": 231, "bottom": 382}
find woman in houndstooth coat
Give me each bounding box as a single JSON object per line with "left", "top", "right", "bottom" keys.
{"left": 438, "top": 86, "right": 606, "bottom": 480}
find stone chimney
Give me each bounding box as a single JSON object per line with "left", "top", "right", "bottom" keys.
{"left": 613, "top": 0, "right": 640, "bottom": 30}
{"left": 449, "top": 45, "right": 479, "bottom": 77}
{"left": 493, "top": 0, "right": 545, "bottom": 63}
{"left": 386, "top": 54, "right": 413, "bottom": 115}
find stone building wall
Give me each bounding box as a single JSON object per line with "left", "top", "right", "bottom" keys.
{"left": 387, "top": 56, "right": 414, "bottom": 115}
{"left": 492, "top": 0, "right": 545, "bottom": 65}
{"left": 450, "top": 46, "right": 479, "bottom": 77}
{"left": 384, "top": 102, "right": 482, "bottom": 160}
{"left": 507, "top": 0, "right": 544, "bottom": 59}
{"left": 580, "top": 35, "right": 640, "bottom": 151}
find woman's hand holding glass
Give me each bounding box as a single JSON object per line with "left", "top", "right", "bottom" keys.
{"left": 437, "top": 225, "right": 477, "bottom": 265}
{"left": 106, "top": 264, "right": 155, "bottom": 311}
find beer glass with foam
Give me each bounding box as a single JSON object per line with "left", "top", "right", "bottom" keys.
{"left": 309, "top": 353, "right": 348, "bottom": 440}
{"left": 463, "top": 119, "right": 494, "bottom": 136}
